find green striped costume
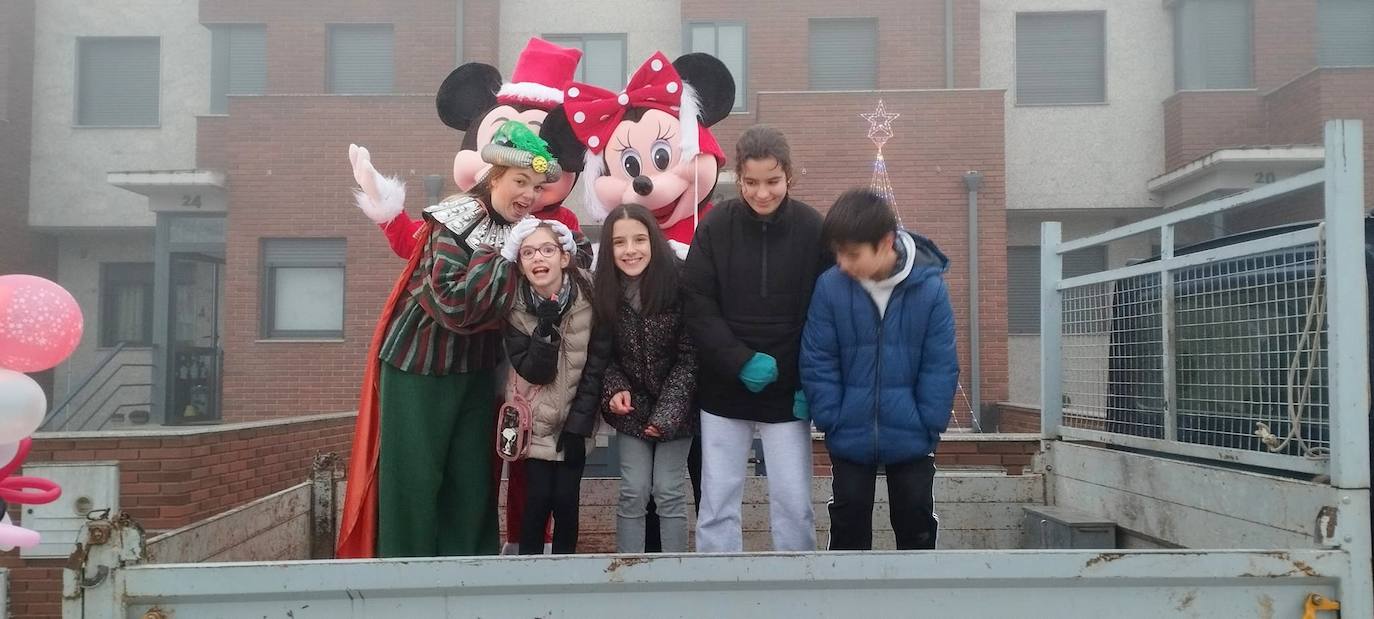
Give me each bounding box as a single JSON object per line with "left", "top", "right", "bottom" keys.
{"left": 375, "top": 194, "right": 518, "bottom": 557}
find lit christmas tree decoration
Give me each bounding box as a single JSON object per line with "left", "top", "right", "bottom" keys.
{"left": 861, "top": 100, "right": 902, "bottom": 226}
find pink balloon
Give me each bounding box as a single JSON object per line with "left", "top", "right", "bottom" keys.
{"left": 0, "top": 275, "right": 84, "bottom": 372}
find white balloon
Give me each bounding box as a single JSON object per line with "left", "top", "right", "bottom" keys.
{"left": 0, "top": 369, "right": 46, "bottom": 442}
{"left": 0, "top": 441, "right": 19, "bottom": 469}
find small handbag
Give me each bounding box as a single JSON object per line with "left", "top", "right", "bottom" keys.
{"left": 497, "top": 370, "right": 539, "bottom": 462}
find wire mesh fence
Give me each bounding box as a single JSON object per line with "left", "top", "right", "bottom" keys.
{"left": 1058, "top": 239, "right": 1331, "bottom": 465}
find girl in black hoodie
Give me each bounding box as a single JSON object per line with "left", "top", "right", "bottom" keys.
{"left": 682, "top": 126, "right": 834, "bottom": 552}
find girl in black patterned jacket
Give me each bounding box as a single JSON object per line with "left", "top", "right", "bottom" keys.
{"left": 592, "top": 204, "right": 698, "bottom": 553}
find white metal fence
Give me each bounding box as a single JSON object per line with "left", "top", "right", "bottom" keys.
{"left": 1041, "top": 120, "right": 1367, "bottom": 479}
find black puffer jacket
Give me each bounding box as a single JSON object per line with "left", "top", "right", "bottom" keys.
{"left": 682, "top": 197, "right": 833, "bottom": 423}
{"left": 600, "top": 293, "right": 697, "bottom": 441}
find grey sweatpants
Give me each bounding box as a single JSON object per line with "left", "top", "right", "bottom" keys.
{"left": 616, "top": 434, "right": 693, "bottom": 553}
{"left": 695, "top": 410, "right": 816, "bottom": 552}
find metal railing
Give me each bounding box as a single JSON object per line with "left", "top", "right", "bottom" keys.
{"left": 1040, "top": 120, "right": 1369, "bottom": 480}
{"left": 43, "top": 342, "right": 153, "bottom": 432}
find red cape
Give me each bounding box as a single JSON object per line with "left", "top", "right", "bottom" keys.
{"left": 336, "top": 221, "right": 434, "bottom": 559}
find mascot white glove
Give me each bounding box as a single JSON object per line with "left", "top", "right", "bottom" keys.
{"left": 348, "top": 144, "right": 406, "bottom": 224}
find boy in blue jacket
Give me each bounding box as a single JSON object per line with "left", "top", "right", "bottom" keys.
{"left": 800, "top": 189, "right": 959, "bottom": 550}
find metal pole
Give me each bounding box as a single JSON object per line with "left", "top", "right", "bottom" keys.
{"left": 1321, "top": 117, "right": 1372, "bottom": 619}
{"left": 454, "top": 0, "right": 465, "bottom": 66}
{"left": 150, "top": 216, "right": 171, "bottom": 425}
{"left": 1160, "top": 225, "right": 1177, "bottom": 442}
{"left": 944, "top": 0, "right": 955, "bottom": 89}
{"left": 1324, "top": 118, "right": 1369, "bottom": 487}
{"left": 964, "top": 172, "right": 983, "bottom": 430}
{"left": 425, "top": 174, "right": 444, "bottom": 207}
{"left": 1040, "top": 222, "right": 1064, "bottom": 439}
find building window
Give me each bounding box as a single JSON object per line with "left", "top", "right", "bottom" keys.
{"left": 328, "top": 24, "right": 394, "bottom": 94}
{"left": 1015, "top": 12, "right": 1106, "bottom": 105}
{"left": 809, "top": 18, "right": 877, "bottom": 90}
{"left": 1318, "top": 0, "right": 1374, "bottom": 67}
{"left": 543, "top": 34, "right": 627, "bottom": 90}
{"left": 100, "top": 263, "right": 154, "bottom": 347}
{"left": 76, "top": 37, "right": 160, "bottom": 126}
{"left": 261, "top": 239, "right": 346, "bottom": 339}
{"left": 1173, "top": 0, "right": 1253, "bottom": 90}
{"left": 1007, "top": 246, "right": 1108, "bottom": 334}
{"left": 209, "top": 24, "right": 267, "bottom": 113}
{"left": 687, "top": 22, "right": 747, "bottom": 111}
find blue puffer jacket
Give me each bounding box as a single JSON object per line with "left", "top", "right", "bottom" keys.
{"left": 800, "top": 230, "right": 959, "bottom": 465}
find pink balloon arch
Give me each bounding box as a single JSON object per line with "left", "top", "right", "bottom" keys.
{"left": 0, "top": 274, "right": 77, "bottom": 550}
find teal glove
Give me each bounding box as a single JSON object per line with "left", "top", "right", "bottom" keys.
{"left": 739, "top": 352, "right": 779, "bottom": 393}
{"left": 792, "top": 390, "right": 810, "bottom": 421}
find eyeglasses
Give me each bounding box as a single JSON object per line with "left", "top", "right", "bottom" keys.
{"left": 519, "top": 243, "right": 561, "bottom": 260}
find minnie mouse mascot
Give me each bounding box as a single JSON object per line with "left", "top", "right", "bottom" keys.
{"left": 543, "top": 51, "right": 735, "bottom": 256}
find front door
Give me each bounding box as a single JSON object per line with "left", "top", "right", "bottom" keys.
{"left": 167, "top": 253, "right": 224, "bottom": 424}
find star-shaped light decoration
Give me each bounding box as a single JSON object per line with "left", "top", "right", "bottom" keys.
{"left": 861, "top": 99, "right": 900, "bottom": 151}
{"left": 861, "top": 100, "right": 902, "bottom": 226}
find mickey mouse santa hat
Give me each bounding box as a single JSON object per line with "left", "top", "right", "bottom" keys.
{"left": 496, "top": 37, "right": 583, "bottom": 110}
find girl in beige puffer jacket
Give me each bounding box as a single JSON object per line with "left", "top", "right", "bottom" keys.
{"left": 500, "top": 219, "right": 610, "bottom": 555}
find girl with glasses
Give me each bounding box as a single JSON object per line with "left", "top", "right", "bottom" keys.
{"left": 497, "top": 218, "right": 609, "bottom": 554}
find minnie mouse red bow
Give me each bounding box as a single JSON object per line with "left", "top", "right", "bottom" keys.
{"left": 563, "top": 52, "right": 686, "bottom": 155}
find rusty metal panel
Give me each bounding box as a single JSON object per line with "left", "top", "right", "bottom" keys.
{"left": 146, "top": 483, "right": 310, "bottom": 564}
{"left": 1050, "top": 442, "right": 1340, "bottom": 548}
{"left": 106, "top": 550, "right": 1346, "bottom": 618}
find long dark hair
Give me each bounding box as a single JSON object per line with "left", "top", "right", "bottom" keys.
{"left": 592, "top": 204, "right": 680, "bottom": 323}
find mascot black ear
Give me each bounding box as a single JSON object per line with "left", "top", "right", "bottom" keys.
{"left": 436, "top": 63, "right": 503, "bottom": 131}
{"left": 540, "top": 105, "right": 587, "bottom": 174}
{"left": 673, "top": 53, "right": 736, "bottom": 127}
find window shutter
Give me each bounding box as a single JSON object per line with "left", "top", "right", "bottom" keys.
{"left": 78, "top": 38, "right": 160, "bottom": 126}
{"left": 329, "top": 24, "right": 393, "bottom": 94}
{"left": 263, "top": 238, "right": 346, "bottom": 267}
{"left": 228, "top": 26, "right": 267, "bottom": 96}
{"left": 1015, "top": 13, "right": 1105, "bottom": 105}
{"left": 210, "top": 25, "right": 266, "bottom": 113}
{"left": 1007, "top": 245, "right": 1107, "bottom": 334}
{"left": 1198, "top": 0, "right": 1252, "bottom": 88}
{"left": 809, "top": 19, "right": 877, "bottom": 90}
{"left": 1318, "top": 0, "right": 1374, "bottom": 67}
{"left": 1007, "top": 247, "right": 1041, "bottom": 334}
{"left": 1175, "top": 0, "right": 1252, "bottom": 89}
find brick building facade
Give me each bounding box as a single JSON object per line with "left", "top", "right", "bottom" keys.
{"left": 2, "top": 0, "right": 1371, "bottom": 615}
{"left": 192, "top": 0, "right": 1010, "bottom": 421}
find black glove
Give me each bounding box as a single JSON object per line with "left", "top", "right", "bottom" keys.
{"left": 534, "top": 299, "right": 561, "bottom": 337}
{"left": 557, "top": 431, "right": 586, "bottom": 468}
